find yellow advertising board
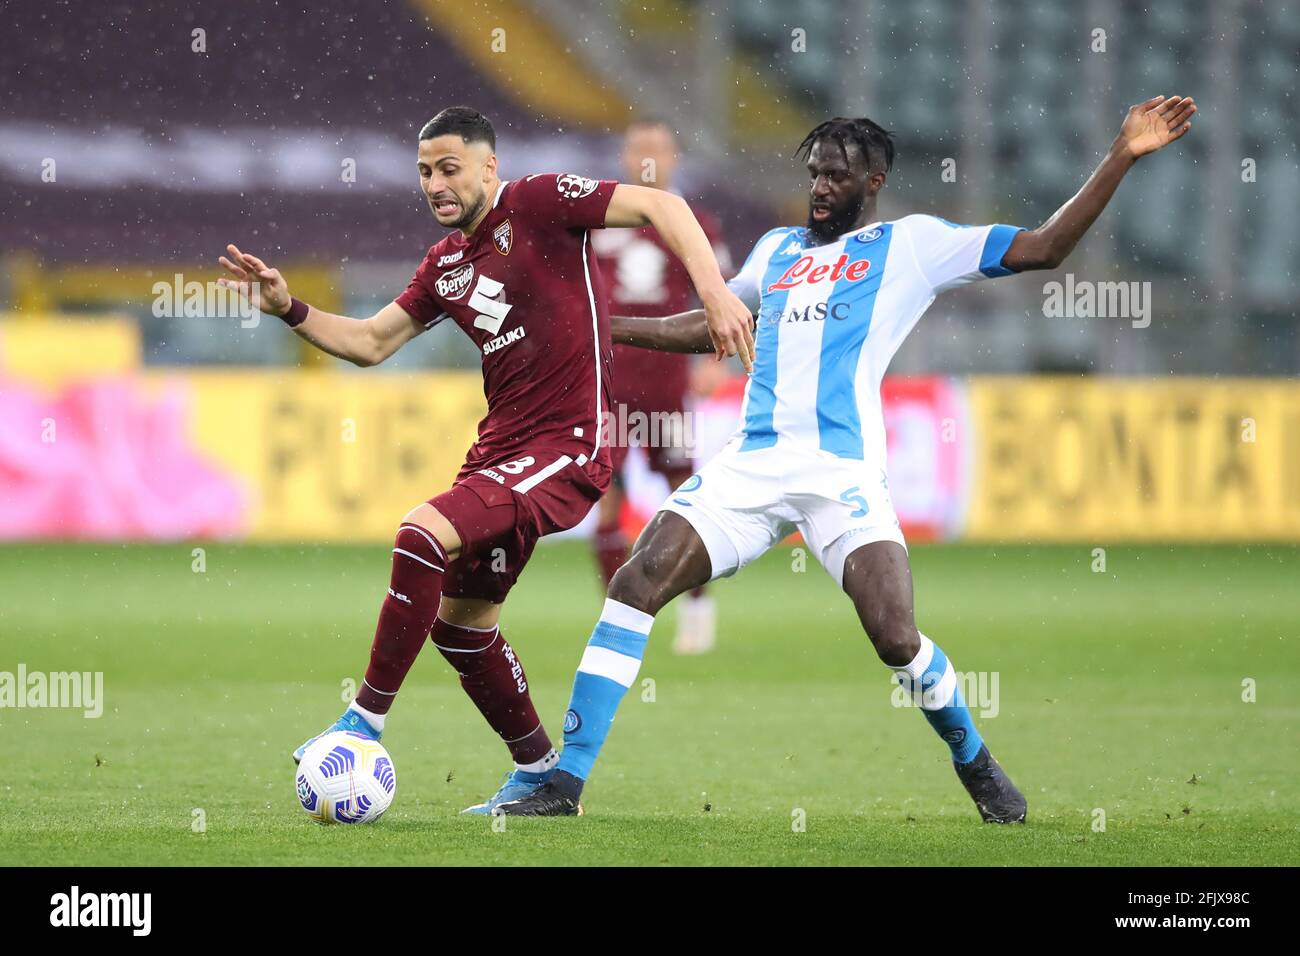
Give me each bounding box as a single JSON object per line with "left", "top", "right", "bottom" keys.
{"left": 6, "top": 325, "right": 1299, "bottom": 544}
{"left": 0, "top": 316, "right": 141, "bottom": 390}
{"left": 151, "top": 370, "right": 487, "bottom": 541}
{"left": 965, "top": 377, "right": 1300, "bottom": 540}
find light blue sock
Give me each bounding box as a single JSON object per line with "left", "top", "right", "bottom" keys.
{"left": 893, "top": 633, "right": 984, "bottom": 764}
{"left": 556, "top": 598, "right": 653, "bottom": 781}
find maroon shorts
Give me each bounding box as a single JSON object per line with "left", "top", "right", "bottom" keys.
{"left": 432, "top": 447, "right": 611, "bottom": 603}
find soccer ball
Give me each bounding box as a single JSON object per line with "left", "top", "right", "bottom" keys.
{"left": 295, "top": 731, "right": 396, "bottom": 824}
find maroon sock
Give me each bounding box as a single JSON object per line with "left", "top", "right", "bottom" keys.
{"left": 356, "top": 523, "right": 448, "bottom": 715}
{"left": 594, "top": 524, "right": 628, "bottom": 587}
{"left": 430, "top": 618, "right": 554, "bottom": 765}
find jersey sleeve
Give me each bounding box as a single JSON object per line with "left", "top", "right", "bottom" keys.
{"left": 900, "top": 214, "right": 1026, "bottom": 294}
{"left": 725, "top": 227, "right": 789, "bottom": 313}
{"left": 393, "top": 254, "right": 450, "bottom": 330}
{"left": 511, "top": 173, "right": 619, "bottom": 230}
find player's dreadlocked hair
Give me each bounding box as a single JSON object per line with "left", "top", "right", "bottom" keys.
{"left": 419, "top": 106, "right": 496, "bottom": 150}
{"left": 796, "top": 117, "right": 896, "bottom": 174}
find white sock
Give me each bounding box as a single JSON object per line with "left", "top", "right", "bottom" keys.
{"left": 515, "top": 748, "right": 559, "bottom": 775}
{"left": 348, "top": 698, "right": 386, "bottom": 732}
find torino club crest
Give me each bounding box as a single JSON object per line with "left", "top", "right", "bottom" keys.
{"left": 493, "top": 219, "right": 513, "bottom": 255}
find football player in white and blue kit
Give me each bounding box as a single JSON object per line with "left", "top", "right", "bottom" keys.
{"left": 500, "top": 96, "right": 1196, "bottom": 821}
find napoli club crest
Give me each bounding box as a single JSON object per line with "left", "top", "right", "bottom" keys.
{"left": 493, "top": 219, "right": 513, "bottom": 256}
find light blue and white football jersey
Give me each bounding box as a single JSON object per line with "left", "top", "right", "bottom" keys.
{"left": 725, "top": 215, "right": 1024, "bottom": 462}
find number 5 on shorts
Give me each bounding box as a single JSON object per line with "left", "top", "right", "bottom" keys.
{"left": 840, "top": 486, "right": 870, "bottom": 518}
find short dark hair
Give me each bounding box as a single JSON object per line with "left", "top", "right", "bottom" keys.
{"left": 796, "top": 117, "right": 895, "bottom": 174}
{"left": 419, "top": 107, "right": 496, "bottom": 150}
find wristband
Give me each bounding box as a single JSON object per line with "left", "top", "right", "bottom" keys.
{"left": 279, "top": 297, "right": 310, "bottom": 328}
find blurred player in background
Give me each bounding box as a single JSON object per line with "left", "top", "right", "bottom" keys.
{"left": 589, "top": 119, "right": 733, "bottom": 654}
{"left": 500, "top": 95, "right": 1197, "bottom": 821}
{"left": 215, "top": 107, "right": 754, "bottom": 815}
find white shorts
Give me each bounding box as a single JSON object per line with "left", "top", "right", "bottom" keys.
{"left": 659, "top": 438, "right": 906, "bottom": 588}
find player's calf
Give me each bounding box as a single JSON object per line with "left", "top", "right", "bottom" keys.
{"left": 355, "top": 520, "right": 451, "bottom": 716}
{"left": 294, "top": 516, "right": 453, "bottom": 763}
{"left": 859, "top": 604, "right": 921, "bottom": 667}
{"left": 844, "top": 542, "right": 1025, "bottom": 821}
{"left": 498, "top": 514, "right": 710, "bottom": 816}
{"left": 430, "top": 616, "right": 559, "bottom": 796}
{"left": 607, "top": 512, "right": 708, "bottom": 614}
{"left": 886, "top": 629, "right": 1026, "bottom": 821}
{"left": 844, "top": 545, "right": 982, "bottom": 758}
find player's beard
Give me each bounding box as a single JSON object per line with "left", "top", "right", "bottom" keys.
{"left": 806, "top": 191, "right": 866, "bottom": 245}
{"left": 447, "top": 189, "right": 487, "bottom": 230}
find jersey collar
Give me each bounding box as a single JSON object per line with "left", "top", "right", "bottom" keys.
{"left": 798, "top": 221, "right": 885, "bottom": 246}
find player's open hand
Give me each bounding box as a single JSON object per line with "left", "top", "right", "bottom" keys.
{"left": 217, "top": 245, "right": 292, "bottom": 317}
{"left": 702, "top": 287, "right": 756, "bottom": 373}
{"left": 1117, "top": 95, "right": 1196, "bottom": 159}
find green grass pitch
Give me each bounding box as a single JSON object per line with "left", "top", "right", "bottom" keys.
{"left": 1, "top": 539, "right": 1296, "bottom": 866}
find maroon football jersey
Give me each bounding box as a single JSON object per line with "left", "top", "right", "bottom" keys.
{"left": 396, "top": 173, "right": 618, "bottom": 474}
{"left": 590, "top": 205, "right": 731, "bottom": 412}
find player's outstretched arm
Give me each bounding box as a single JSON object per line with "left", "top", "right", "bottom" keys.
{"left": 603, "top": 185, "right": 754, "bottom": 371}
{"left": 1002, "top": 94, "right": 1196, "bottom": 272}
{"left": 612, "top": 309, "right": 715, "bottom": 354}
{"left": 217, "top": 245, "right": 422, "bottom": 367}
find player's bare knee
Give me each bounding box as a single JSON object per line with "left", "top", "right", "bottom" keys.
{"left": 864, "top": 607, "right": 920, "bottom": 666}
{"left": 609, "top": 537, "right": 693, "bottom": 615}
{"left": 607, "top": 557, "right": 661, "bottom": 614}
{"left": 399, "top": 502, "right": 461, "bottom": 560}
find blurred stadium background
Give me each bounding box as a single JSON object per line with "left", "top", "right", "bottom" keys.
{"left": 1, "top": 0, "right": 1296, "bottom": 546}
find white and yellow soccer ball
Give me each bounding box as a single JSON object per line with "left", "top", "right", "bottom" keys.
{"left": 295, "top": 731, "right": 396, "bottom": 824}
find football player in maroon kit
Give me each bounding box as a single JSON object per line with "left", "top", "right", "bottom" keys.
{"left": 589, "top": 118, "right": 733, "bottom": 655}
{"left": 216, "top": 107, "right": 754, "bottom": 813}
